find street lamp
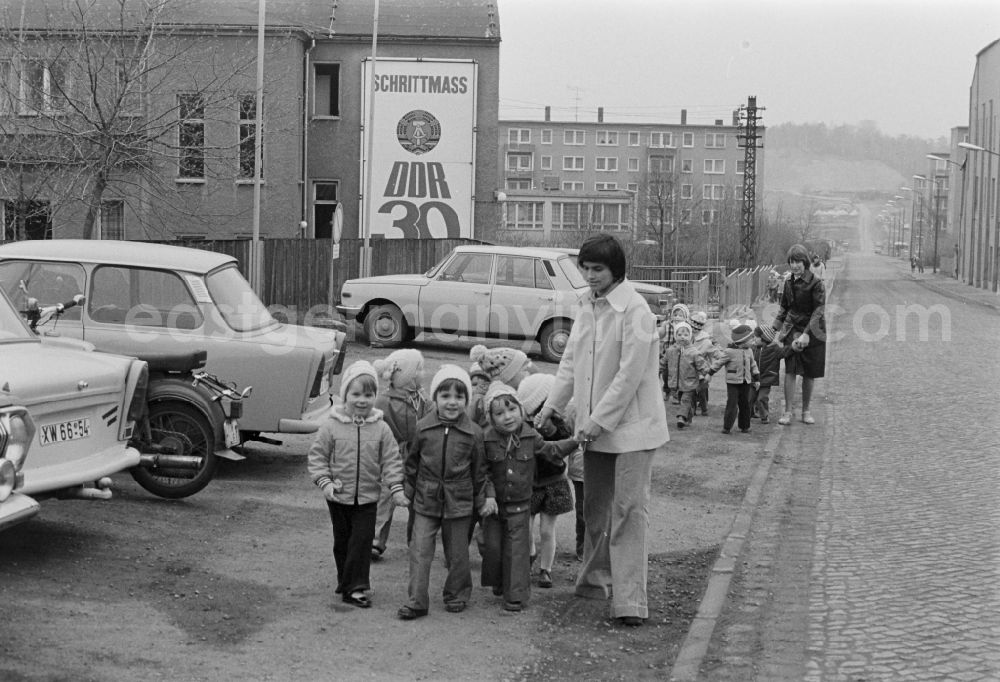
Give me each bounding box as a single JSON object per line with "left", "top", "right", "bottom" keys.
{"left": 893, "top": 194, "right": 905, "bottom": 257}
{"left": 913, "top": 174, "right": 943, "bottom": 273}
{"left": 958, "top": 141, "right": 1000, "bottom": 157}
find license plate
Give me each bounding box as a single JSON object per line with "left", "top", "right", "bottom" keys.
{"left": 40, "top": 418, "right": 91, "bottom": 446}
{"left": 223, "top": 419, "right": 240, "bottom": 448}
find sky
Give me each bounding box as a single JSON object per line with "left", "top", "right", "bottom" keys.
{"left": 497, "top": 0, "right": 1000, "bottom": 140}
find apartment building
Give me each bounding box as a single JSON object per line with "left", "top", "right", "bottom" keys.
{"left": 498, "top": 108, "right": 764, "bottom": 243}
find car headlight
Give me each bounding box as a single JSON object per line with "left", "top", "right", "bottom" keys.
{"left": 0, "top": 406, "right": 36, "bottom": 474}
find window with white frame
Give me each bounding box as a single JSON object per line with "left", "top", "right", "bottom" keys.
{"left": 626, "top": 182, "right": 638, "bottom": 192}
{"left": 681, "top": 184, "right": 693, "bottom": 199}
{"left": 702, "top": 209, "right": 717, "bottom": 225}
{"left": 100, "top": 200, "right": 125, "bottom": 240}
{"left": 704, "top": 159, "right": 725, "bottom": 174}
{"left": 562, "top": 181, "right": 584, "bottom": 191}
{"left": 553, "top": 202, "right": 585, "bottom": 230}
{"left": 649, "top": 132, "right": 673, "bottom": 148}
{"left": 506, "top": 179, "right": 532, "bottom": 190}
{"left": 313, "top": 63, "right": 340, "bottom": 117}
{"left": 597, "top": 130, "right": 619, "bottom": 146}
{"left": 506, "top": 152, "right": 533, "bottom": 172}
{"left": 563, "top": 156, "right": 584, "bottom": 171}
{"left": 178, "top": 93, "right": 206, "bottom": 180}
{"left": 19, "top": 58, "right": 70, "bottom": 115}
{"left": 592, "top": 203, "right": 628, "bottom": 231}
{"left": 596, "top": 157, "right": 618, "bottom": 172}
{"left": 705, "top": 133, "right": 726, "bottom": 148}
{"left": 682, "top": 132, "right": 694, "bottom": 147}
{"left": 238, "top": 94, "right": 263, "bottom": 179}
{"left": 702, "top": 184, "right": 725, "bottom": 200}
{"left": 681, "top": 209, "right": 692, "bottom": 225}
{"left": 508, "top": 128, "right": 531, "bottom": 144}
{"left": 540, "top": 155, "right": 552, "bottom": 171}
{"left": 504, "top": 201, "right": 544, "bottom": 230}
{"left": 648, "top": 155, "right": 673, "bottom": 174}
{"left": 628, "top": 131, "right": 640, "bottom": 146}
{"left": 0, "top": 60, "right": 13, "bottom": 114}
{"left": 736, "top": 159, "right": 749, "bottom": 174}
{"left": 595, "top": 182, "right": 618, "bottom": 191}
{"left": 564, "top": 129, "right": 585, "bottom": 145}
{"left": 541, "top": 129, "right": 552, "bottom": 144}
{"left": 627, "top": 157, "right": 639, "bottom": 172}
{"left": 681, "top": 159, "right": 693, "bottom": 173}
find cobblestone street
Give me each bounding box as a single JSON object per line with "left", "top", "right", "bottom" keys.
{"left": 699, "top": 252, "right": 1000, "bottom": 681}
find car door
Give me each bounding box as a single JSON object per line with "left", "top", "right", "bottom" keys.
{"left": 417, "top": 252, "right": 493, "bottom": 335}
{"left": 490, "top": 255, "right": 554, "bottom": 339}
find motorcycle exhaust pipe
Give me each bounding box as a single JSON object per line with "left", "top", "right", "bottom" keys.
{"left": 139, "top": 454, "right": 204, "bottom": 470}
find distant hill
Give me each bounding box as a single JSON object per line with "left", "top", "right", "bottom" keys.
{"left": 764, "top": 148, "right": 906, "bottom": 196}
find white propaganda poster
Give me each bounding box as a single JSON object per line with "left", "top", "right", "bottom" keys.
{"left": 361, "top": 58, "right": 478, "bottom": 239}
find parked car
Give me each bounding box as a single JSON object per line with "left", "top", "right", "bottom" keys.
{"left": 0, "top": 240, "right": 347, "bottom": 441}
{"left": 545, "top": 247, "right": 676, "bottom": 317}
{"left": 0, "top": 286, "right": 147, "bottom": 507}
{"left": 337, "top": 245, "right": 588, "bottom": 362}
{"left": 0, "top": 393, "right": 38, "bottom": 532}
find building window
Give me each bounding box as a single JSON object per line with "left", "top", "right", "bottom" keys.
{"left": 19, "top": 58, "right": 70, "bottom": 115}
{"left": 597, "top": 130, "right": 619, "bottom": 146}
{"left": 506, "top": 179, "right": 532, "bottom": 190}
{"left": 596, "top": 157, "right": 618, "bottom": 172}
{"left": 505, "top": 201, "right": 543, "bottom": 230}
{"left": 595, "top": 182, "right": 618, "bottom": 191}
{"left": 312, "top": 181, "right": 339, "bottom": 238}
{"left": 0, "top": 60, "right": 12, "bottom": 114}
{"left": 541, "top": 155, "right": 552, "bottom": 171}
{"left": 506, "top": 152, "right": 533, "bottom": 172}
{"left": 649, "top": 132, "right": 673, "bottom": 148}
{"left": 627, "top": 157, "right": 639, "bottom": 172}
{"left": 541, "top": 129, "right": 552, "bottom": 144}
{"left": 702, "top": 209, "right": 717, "bottom": 225}
{"left": 178, "top": 93, "right": 205, "bottom": 180}
{"left": 100, "top": 201, "right": 125, "bottom": 240}
{"left": 564, "top": 130, "right": 585, "bottom": 145}
{"left": 648, "top": 155, "right": 673, "bottom": 173}
{"left": 705, "top": 133, "right": 726, "bottom": 148}
{"left": 314, "top": 63, "right": 340, "bottom": 117}
{"left": 239, "top": 94, "right": 263, "bottom": 179}
{"left": 681, "top": 209, "right": 692, "bottom": 225}
{"left": 626, "top": 182, "right": 638, "bottom": 192}
{"left": 683, "top": 132, "right": 694, "bottom": 147}
{"left": 592, "top": 203, "right": 628, "bottom": 231}
{"left": 702, "top": 185, "right": 725, "bottom": 200}
{"left": 508, "top": 128, "right": 531, "bottom": 144}
{"left": 681, "top": 159, "right": 693, "bottom": 173}
{"left": 628, "top": 131, "right": 640, "bottom": 146}
{"left": 562, "top": 156, "right": 584, "bottom": 171}
{"left": 562, "top": 181, "right": 584, "bottom": 191}
{"left": 736, "top": 160, "right": 748, "bottom": 174}
{"left": 681, "top": 184, "right": 693, "bottom": 199}
{"left": 704, "top": 159, "right": 725, "bottom": 174}
{"left": 553, "top": 202, "right": 585, "bottom": 230}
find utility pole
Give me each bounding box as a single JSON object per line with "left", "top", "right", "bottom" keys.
{"left": 736, "top": 96, "right": 764, "bottom": 267}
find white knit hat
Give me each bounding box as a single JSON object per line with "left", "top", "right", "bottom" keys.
{"left": 484, "top": 381, "right": 520, "bottom": 416}
{"left": 673, "top": 321, "right": 692, "bottom": 338}
{"left": 373, "top": 348, "right": 424, "bottom": 389}
{"left": 429, "top": 364, "right": 472, "bottom": 401}
{"left": 470, "top": 344, "right": 530, "bottom": 385}
{"left": 516, "top": 373, "right": 554, "bottom": 416}
{"left": 339, "top": 360, "right": 379, "bottom": 402}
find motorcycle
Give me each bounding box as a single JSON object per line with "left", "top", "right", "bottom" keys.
{"left": 21, "top": 290, "right": 252, "bottom": 499}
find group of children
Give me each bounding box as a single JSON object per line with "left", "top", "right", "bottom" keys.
{"left": 307, "top": 344, "right": 584, "bottom": 619}
{"left": 659, "top": 303, "right": 783, "bottom": 434}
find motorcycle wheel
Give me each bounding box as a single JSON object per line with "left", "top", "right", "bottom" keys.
{"left": 130, "top": 401, "right": 218, "bottom": 499}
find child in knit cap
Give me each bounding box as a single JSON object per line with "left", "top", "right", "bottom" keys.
{"left": 467, "top": 362, "right": 491, "bottom": 428}
{"left": 690, "top": 311, "right": 721, "bottom": 416}
{"left": 751, "top": 324, "right": 782, "bottom": 424}
{"left": 660, "top": 303, "right": 691, "bottom": 403}
{"left": 480, "top": 382, "right": 577, "bottom": 612}
{"left": 662, "top": 321, "right": 713, "bottom": 429}
{"left": 398, "top": 364, "right": 490, "bottom": 620}
{"left": 370, "top": 349, "right": 432, "bottom": 560}
{"left": 708, "top": 324, "right": 760, "bottom": 434}
{"left": 307, "top": 360, "right": 408, "bottom": 608}
{"left": 516, "top": 373, "right": 577, "bottom": 589}
{"left": 470, "top": 344, "right": 536, "bottom": 389}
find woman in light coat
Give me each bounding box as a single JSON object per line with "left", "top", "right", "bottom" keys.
{"left": 534, "top": 234, "right": 670, "bottom": 627}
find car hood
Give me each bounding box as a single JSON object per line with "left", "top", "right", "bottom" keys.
{"left": 0, "top": 341, "right": 127, "bottom": 406}
{"left": 344, "top": 274, "right": 428, "bottom": 287}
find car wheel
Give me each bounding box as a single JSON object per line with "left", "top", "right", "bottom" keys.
{"left": 130, "top": 401, "right": 218, "bottom": 499}
{"left": 538, "top": 319, "right": 571, "bottom": 363}
{"left": 363, "top": 303, "right": 407, "bottom": 347}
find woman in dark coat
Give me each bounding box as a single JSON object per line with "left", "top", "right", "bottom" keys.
{"left": 771, "top": 244, "right": 825, "bottom": 425}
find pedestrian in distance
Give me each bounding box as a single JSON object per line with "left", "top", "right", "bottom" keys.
{"left": 398, "top": 364, "right": 490, "bottom": 620}
{"left": 370, "top": 349, "right": 431, "bottom": 561}
{"left": 479, "top": 382, "right": 576, "bottom": 612}
{"left": 661, "top": 321, "right": 712, "bottom": 428}
{"left": 533, "top": 233, "right": 670, "bottom": 628}
{"left": 307, "top": 360, "right": 408, "bottom": 609}
{"left": 708, "top": 324, "right": 760, "bottom": 434}
{"left": 516, "top": 373, "right": 577, "bottom": 591}
{"left": 750, "top": 324, "right": 782, "bottom": 424}
{"left": 771, "top": 244, "right": 826, "bottom": 426}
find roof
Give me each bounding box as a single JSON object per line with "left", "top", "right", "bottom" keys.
{"left": 453, "top": 244, "right": 576, "bottom": 259}
{"left": 1, "top": 0, "right": 501, "bottom": 40}
{"left": 0, "top": 240, "right": 236, "bottom": 274}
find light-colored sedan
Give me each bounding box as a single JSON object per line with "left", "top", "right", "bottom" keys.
{"left": 337, "top": 245, "right": 587, "bottom": 362}
{"left": 0, "top": 395, "right": 38, "bottom": 532}
{"left": 0, "top": 240, "right": 347, "bottom": 439}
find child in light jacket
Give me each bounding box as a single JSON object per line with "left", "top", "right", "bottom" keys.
{"left": 709, "top": 325, "right": 760, "bottom": 434}
{"left": 307, "top": 360, "right": 407, "bottom": 609}
{"left": 661, "top": 321, "right": 712, "bottom": 429}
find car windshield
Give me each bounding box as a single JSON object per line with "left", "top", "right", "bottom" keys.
{"left": 557, "top": 256, "right": 587, "bottom": 288}
{"left": 205, "top": 265, "right": 276, "bottom": 332}
{"left": 424, "top": 253, "right": 450, "bottom": 278}
{"left": 0, "top": 287, "right": 35, "bottom": 343}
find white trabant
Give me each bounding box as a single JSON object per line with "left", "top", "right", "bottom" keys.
{"left": 0, "top": 395, "right": 38, "bottom": 532}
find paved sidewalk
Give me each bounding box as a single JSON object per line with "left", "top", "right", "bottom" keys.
{"left": 905, "top": 265, "right": 1000, "bottom": 313}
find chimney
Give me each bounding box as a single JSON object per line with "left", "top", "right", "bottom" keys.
{"left": 598, "top": 107, "right": 604, "bottom": 123}
{"left": 680, "top": 109, "right": 687, "bottom": 125}
{"left": 544, "top": 106, "right": 550, "bottom": 122}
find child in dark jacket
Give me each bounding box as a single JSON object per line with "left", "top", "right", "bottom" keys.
{"left": 307, "top": 360, "right": 407, "bottom": 609}
{"left": 480, "top": 382, "right": 576, "bottom": 612}
{"left": 751, "top": 324, "right": 782, "bottom": 423}
{"left": 398, "top": 365, "right": 490, "bottom": 620}
{"left": 709, "top": 325, "right": 760, "bottom": 434}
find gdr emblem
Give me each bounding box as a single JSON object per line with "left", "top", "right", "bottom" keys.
{"left": 397, "top": 110, "right": 441, "bottom": 155}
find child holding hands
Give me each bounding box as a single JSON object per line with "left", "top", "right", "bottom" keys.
{"left": 398, "top": 365, "right": 491, "bottom": 620}
{"left": 709, "top": 324, "right": 760, "bottom": 434}
{"left": 307, "top": 360, "right": 408, "bottom": 609}
{"left": 661, "top": 321, "right": 712, "bottom": 428}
